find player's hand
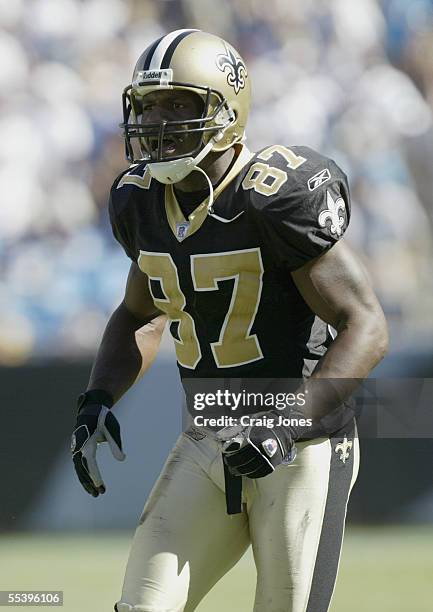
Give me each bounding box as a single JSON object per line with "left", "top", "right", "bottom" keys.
{"left": 71, "top": 392, "right": 125, "bottom": 497}
{"left": 221, "top": 414, "right": 296, "bottom": 479}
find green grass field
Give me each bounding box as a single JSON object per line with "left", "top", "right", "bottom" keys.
{"left": 1, "top": 526, "right": 432, "bottom": 611}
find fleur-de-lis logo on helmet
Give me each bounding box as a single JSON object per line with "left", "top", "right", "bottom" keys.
{"left": 318, "top": 191, "right": 346, "bottom": 237}
{"left": 216, "top": 44, "right": 248, "bottom": 95}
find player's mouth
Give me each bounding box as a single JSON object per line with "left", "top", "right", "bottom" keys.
{"left": 148, "top": 136, "right": 180, "bottom": 158}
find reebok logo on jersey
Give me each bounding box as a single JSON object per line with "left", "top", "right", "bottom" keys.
{"left": 308, "top": 168, "right": 331, "bottom": 191}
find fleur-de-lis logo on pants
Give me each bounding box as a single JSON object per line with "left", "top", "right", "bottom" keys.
{"left": 216, "top": 45, "right": 248, "bottom": 94}
{"left": 335, "top": 435, "right": 353, "bottom": 464}
{"left": 318, "top": 191, "right": 346, "bottom": 237}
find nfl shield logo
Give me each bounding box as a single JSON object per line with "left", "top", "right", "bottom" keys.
{"left": 262, "top": 438, "right": 278, "bottom": 458}
{"left": 176, "top": 222, "right": 190, "bottom": 241}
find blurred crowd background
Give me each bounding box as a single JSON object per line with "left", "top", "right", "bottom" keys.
{"left": 3, "top": 9, "right": 433, "bottom": 609}
{"left": 1, "top": 0, "right": 433, "bottom": 365}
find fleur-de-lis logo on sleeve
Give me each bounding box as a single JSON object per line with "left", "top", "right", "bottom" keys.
{"left": 216, "top": 45, "right": 248, "bottom": 94}
{"left": 318, "top": 191, "right": 346, "bottom": 237}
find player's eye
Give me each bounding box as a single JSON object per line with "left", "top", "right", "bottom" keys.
{"left": 173, "top": 102, "right": 185, "bottom": 110}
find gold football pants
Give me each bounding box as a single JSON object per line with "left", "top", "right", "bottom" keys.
{"left": 115, "top": 423, "right": 359, "bottom": 612}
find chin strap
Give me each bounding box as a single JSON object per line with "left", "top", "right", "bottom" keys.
{"left": 189, "top": 127, "right": 229, "bottom": 214}
{"left": 192, "top": 165, "right": 215, "bottom": 214}
{"left": 147, "top": 128, "right": 226, "bottom": 207}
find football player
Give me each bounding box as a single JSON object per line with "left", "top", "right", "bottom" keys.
{"left": 71, "top": 29, "right": 388, "bottom": 612}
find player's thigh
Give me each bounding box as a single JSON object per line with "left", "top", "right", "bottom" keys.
{"left": 117, "top": 433, "right": 250, "bottom": 612}
{"left": 247, "top": 423, "right": 359, "bottom": 612}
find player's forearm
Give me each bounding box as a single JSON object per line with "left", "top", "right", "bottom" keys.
{"left": 314, "top": 308, "right": 388, "bottom": 382}
{"left": 87, "top": 302, "right": 165, "bottom": 404}
{"left": 298, "top": 310, "right": 388, "bottom": 430}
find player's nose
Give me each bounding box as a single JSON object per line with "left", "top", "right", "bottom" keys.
{"left": 146, "top": 104, "right": 178, "bottom": 124}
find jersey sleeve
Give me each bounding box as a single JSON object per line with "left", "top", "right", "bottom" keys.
{"left": 249, "top": 148, "right": 351, "bottom": 271}
{"left": 108, "top": 173, "right": 137, "bottom": 262}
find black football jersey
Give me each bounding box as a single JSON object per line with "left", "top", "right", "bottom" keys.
{"left": 109, "top": 144, "right": 351, "bottom": 380}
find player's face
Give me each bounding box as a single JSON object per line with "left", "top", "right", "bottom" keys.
{"left": 138, "top": 90, "right": 204, "bottom": 160}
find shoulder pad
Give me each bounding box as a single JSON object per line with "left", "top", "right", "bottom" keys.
{"left": 245, "top": 145, "right": 351, "bottom": 270}
{"left": 108, "top": 162, "right": 152, "bottom": 262}
{"left": 109, "top": 162, "right": 154, "bottom": 220}
{"left": 111, "top": 162, "right": 152, "bottom": 191}
{"left": 248, "top": 145, "right": 346, "bottom": 198}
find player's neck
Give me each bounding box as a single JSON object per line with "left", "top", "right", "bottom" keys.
{"left": 174, "top": 147, "right": 237, "bottom": 193}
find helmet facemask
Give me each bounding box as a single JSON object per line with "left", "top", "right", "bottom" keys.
{"left": 121, "top": 78, "right": 236, "bottom": 165}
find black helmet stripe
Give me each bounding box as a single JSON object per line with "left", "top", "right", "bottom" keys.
{"left": 141, "top": 35, "right": 165, "bottom": 70}
{"left": 148, "top": 29, "right": 199, "bottom": 70}
{"left": 160, "top": 30, "right": 198, "bottom": 69}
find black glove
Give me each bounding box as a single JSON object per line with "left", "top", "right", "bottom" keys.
{"left": 71, "top": 390, "right": 125, "bottom": 497}
{"left": 220, "top": 413, "right": 296, "bottom": 478}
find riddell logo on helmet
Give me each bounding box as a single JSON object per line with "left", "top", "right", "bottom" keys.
{"left": 134, "top": 69, "right": 173, "bottom": 86}
{"left": 143, "top": 71, "right": 164, "bottom": 79}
